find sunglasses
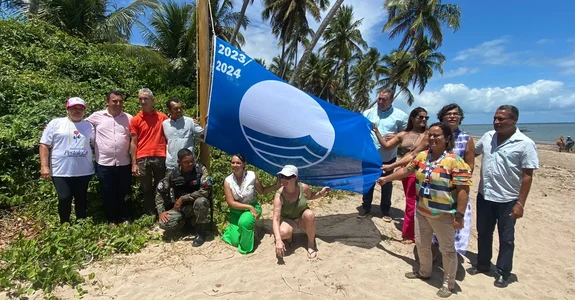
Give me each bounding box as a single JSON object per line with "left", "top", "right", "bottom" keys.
{"left": 377, "top": 97, "right": 391, "bottom": 101}
{"left": 279, "top": 174, "right": 296, "bottom": 180}
{"left": 416, "top": 116, "right": 429, "bottom": 120}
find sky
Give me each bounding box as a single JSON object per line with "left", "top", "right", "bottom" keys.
{"left": 127, "top": 0, "right": 575, "bottom": 124}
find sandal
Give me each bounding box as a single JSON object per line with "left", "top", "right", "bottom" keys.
{"left": 307, "top": 247, "right": 318, "bottom": 259}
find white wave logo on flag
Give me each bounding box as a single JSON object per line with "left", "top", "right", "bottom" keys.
{"left": 239, "top": 80, "right": 335, "bottom": 169}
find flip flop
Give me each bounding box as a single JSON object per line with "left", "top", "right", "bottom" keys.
{"left": 307, "top": 247, "right": 318, "bottom": 259}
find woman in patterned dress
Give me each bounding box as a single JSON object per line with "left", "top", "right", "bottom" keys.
{"left": 435, "top": 103, "right": 476, "bottom": 255}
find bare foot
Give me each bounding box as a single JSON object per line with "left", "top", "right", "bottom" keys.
{"left": 401, "top": 239, "right": 414, "bottom": 245}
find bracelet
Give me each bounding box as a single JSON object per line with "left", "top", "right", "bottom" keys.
{"left": 516, "top": 201, "right": 524, "bottom": 209}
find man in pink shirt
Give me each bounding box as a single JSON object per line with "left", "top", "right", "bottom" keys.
{"left": 86, "top": 91, "right": 133, "bottom": 225}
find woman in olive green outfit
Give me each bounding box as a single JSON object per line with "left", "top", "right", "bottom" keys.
{"left": 272, "top": 165, "right": 330, "bottom": 260}
{"left": 222, "top": 154, "right": 279, "bottom": 254}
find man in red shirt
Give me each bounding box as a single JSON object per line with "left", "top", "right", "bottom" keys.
{"left": 130, "top": 88, "right": 168, "bottom": 214}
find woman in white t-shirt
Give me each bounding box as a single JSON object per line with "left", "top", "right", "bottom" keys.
{"left": 39, "top": 97, "right": 95, "bottom": 223}
{"left": 221, "top": 154, "right": 279, "bottom": 254}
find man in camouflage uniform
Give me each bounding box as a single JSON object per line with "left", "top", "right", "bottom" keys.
{"left": 156, "top": 148, "right": 211, "bottom": 247}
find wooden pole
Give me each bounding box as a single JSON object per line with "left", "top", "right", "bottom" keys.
{"left": 197, "top": 0, "right": 211, "bottom": 170}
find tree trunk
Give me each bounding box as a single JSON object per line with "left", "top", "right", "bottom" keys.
{"left": 229, "top": 0, "right": 250, "bottom": 47}
{"left": 288, "top": 0, "right": 345, "bottom": 85}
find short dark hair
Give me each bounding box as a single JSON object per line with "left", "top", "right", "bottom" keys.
{"left": 106, "top": 91, "right": 124, "bottom": 102}
{"left": 437, "top": 103, "right": 465, "bottom": 124}
{"left": 406, "top": 107, "right": 427, "bottom": 131}
{"left": 428, "top": 122, "right": 455, "bottom": 152}
{"left": 233, "top": 153, "right": 246, "bottom": 164}
{"left": 497, "top": 105, "right": 519, "bottom": 120}
{"left": 166, "top": 98, "right": 181, "bottom": 110}
{"left": 177, "top": 148, "right": 194, "bottom": 161}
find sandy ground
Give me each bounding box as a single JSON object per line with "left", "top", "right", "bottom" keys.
{"left": 9, "top": 145, "right": 575, "bottom": 300}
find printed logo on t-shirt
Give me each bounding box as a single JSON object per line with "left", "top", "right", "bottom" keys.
{"left": 65, "top": 128, "right": 88, "bottom": 157}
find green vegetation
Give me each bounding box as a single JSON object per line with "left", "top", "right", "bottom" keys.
{"left": 0, "top": 0, "right": 461, "bottom": 296}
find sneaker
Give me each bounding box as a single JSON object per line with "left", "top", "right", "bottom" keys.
{"left": 436, "top": 287, "right": 453, "bottom": 298}
{"left": 357, "top": 210, "right": 371, "bottom": 219}
{"left": 382, "top": 215, "right": 392, "bottom": 222}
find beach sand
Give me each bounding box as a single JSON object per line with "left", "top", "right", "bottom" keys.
{"left": 12, "top": 145, "right": 575, "bottom": 300}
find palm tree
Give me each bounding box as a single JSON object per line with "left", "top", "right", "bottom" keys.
{"left": 299, "top": 52, "right": 334, "bottom": 99}
{"left": 377, "top": 51, "right": 415, "bottom": 105}
{"left": 210, "top": 0, "right": 249, "bottom": 47}
{"left": 140, "top": 0, "right": 195, "bottom": 62}
{"left": 289, "top": 0, "right": 345, "bottom": 85}
{"left": 376, "top": 39, "right": 445, "bottom": 106}
{"left": 349, "top": 48, "right": 382, "bottom": 112}
{"left": 318, "top": 5, "right": 367, "bottom": 101}
{"left": 19, "top": 0, "right": 159, "bottom": 42}
{"left": 406, "top": 37, "right": 445, "bottom": 93}
{"left": 229, "top": 0, "right": 253, "bottom": 47}
{"left": 254, "top": 58, "right": 267, "bottom": 68}
{"left": 383, "top": 0, "right": 461, "bottom": 51}
{"left": 268, "top": 55, "right": 293, "bottom": 80}
{"left": 262, "top": 0, "right": 329, "bottom": 77}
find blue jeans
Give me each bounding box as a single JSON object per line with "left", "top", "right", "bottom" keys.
{"left": 476, "top": 193, "right": 516, "bottom": 278}
{"left": 362, "top": 157, "right": 396, "bottom": 215}
{"left": 96, "top": 164, "right": 132, "bottom": 223}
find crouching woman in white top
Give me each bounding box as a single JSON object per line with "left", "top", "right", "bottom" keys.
{"left": 39, "top": 97, "right": 95, "bottom": 224}
{"left": 222, "top": 154, "right": 279, "bottom": 254}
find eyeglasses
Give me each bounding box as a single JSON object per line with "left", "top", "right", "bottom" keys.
{"left": 279, "top": 174, "right": 296, "bottom": 180}
{"left": 445, "top": 113, "right": 460, "bottom": 118}
{"left": 428, "top": 133, "right": 444, "bottom": 139}
{"left": 416, "top": 116, "right": 429, "bottom": 120}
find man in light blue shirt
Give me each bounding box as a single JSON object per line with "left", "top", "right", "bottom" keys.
{"left": 469, "top": 105, "right": 538, "bottom": 288}
{"left": 359, "top": 88, "right": 408, "bottom": 220}
{"left": 163, "top": 99, "right": 204, "bottom": 170}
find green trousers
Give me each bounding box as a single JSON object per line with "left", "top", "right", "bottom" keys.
{"left": 222, "top": 202, "right": 262, "bottom": 254}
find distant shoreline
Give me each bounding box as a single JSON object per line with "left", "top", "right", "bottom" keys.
{"left": 471, "top": 136, "right": 557, "bottom": 148}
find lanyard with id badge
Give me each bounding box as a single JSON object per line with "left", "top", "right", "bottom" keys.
{"left": 422, "top": 151, "right": 447, "bottom": 197}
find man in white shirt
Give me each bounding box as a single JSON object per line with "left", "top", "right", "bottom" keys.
{"left": 470, "top": 105, "right": 539, "bottom": 288}
{"left": 162, "top": 98, "right": 204, "bottom": 170}
{"left": 359, "top": 89, "right": 408, "bottom": 221}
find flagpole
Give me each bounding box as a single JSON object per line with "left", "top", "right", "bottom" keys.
{"left": 197, "top": 0, "right": 211, "bottom": 170}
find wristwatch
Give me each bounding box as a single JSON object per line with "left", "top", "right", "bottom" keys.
{"left": 454, "top": 212, "right": 464, "bottom": 219}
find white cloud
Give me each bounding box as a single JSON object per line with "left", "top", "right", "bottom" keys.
{"left": 554, "top": 52, "right": 575, "bottom": 74}
{"left": 241, "top": 0, "right": 386, "bottom": 64}
{"left": 453, "top": 38, "right": 521, "bottom": 65}
{"left": 536, "top": 38, "right": 553, "bottom": 45}
{"left": 395, "top": 80, "right": 575, "bottom": 118}
{"left": 442, "top": 67, "right": 479, "bottom": 78}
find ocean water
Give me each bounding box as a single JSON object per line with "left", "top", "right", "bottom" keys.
{"left": 460, "top": 123, "right": 575, "bottom": 144}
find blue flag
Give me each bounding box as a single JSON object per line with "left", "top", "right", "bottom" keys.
{"left": 205, "top": 37, "right": 382, "bottom": 194}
